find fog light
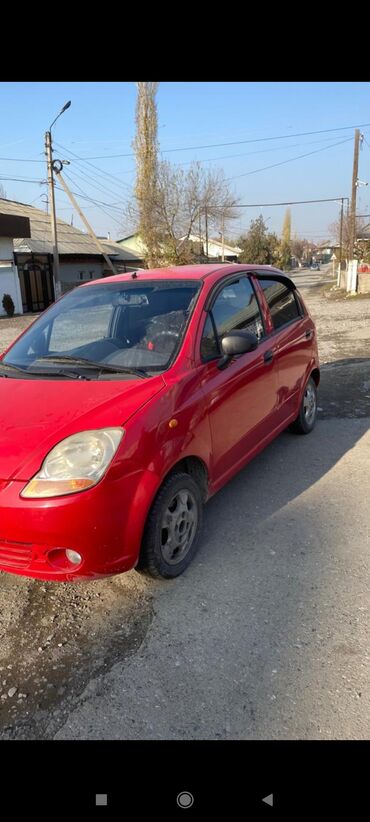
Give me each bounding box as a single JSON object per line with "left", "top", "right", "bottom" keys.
{"left": 65, "top": 549, "right": 82, "bottom": 565}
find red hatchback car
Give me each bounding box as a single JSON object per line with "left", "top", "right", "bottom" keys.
{"left": 0, "top": 264, "right": 319, "bottom": 582}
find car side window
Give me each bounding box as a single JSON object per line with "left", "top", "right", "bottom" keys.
{"left": 200, "top": 277, "right": 264, "bottom": 362}
{"left": 257, "top": 278, "right": 300, "bottom": 330}
{"left": 200, "top": 314, "right": 219, "bottom": 360}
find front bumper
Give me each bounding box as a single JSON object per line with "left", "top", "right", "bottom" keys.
{"left": 0, "top": 468, "right": 158, "bottom": 581}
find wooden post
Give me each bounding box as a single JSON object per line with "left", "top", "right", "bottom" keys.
{"left": 55, "top": 171, "right": 116, "bottom": 275}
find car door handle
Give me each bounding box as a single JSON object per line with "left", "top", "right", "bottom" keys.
{"left": 305, "top": 329, "right": 313, "bottom": 339}
{"left": 264, "top": 350, "right": 274, "bottom": 364}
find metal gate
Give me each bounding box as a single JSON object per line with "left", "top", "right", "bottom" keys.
{"left": 18, "top": 260, "right": 54, "bottom": 313}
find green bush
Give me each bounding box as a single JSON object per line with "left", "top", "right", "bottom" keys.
{"left": 2, "top": 293, "right": 15, "bottom": 317}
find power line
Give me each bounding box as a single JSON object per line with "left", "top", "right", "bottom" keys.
{"left": 54, "top": 142, "right": 134, "bottom": 193}
{"left": 173, "top": 134, "right": 355, "bottom": 168}
{"left": 1, "top": 120, "right": 368, "bottom": 167}
{"left": 0, "top": 156, "right": 44, "bottom": 163}
{"left": 58, "top": 153, "right": 134, "bottom": 203}
{"left": 0, "top": 176, "right": 43, "bottom": 184}
{"left": 226, "top": 137, "right": 353, "bottom": 181}
{"left": 226, "top": 196, "right": 349, "bottom": 208}
{"left": 63, "top": 166, "right": 140, "bottom": 223}
{"left": 56, "top": 173, "right": 125, "bottom": 228}
{"left": 58, "top": 122, "right": 370, "bottom": 160}
{"left": 64, "top": 166, "right": 133, "bottom": 211}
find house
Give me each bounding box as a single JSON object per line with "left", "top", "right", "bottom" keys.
{"left": 116, "top": 232, "right": 241, "bottom": 263}
{"left": 0, "top": 211, "right": 30, "bottom": 315}
{"left": 185, "top": 234, "right": 242, "bottom": 262}
{"left": 356, "top": 223, "right": 370, "bottom": 242}
{"left": 0, "top": 199, "right": 141, "bottom": 314}
{"left": 315, "top": 242, "right": 341, "bottom": 264}
{"left": 116, "top": 233, "right": 146, "bottom": 262}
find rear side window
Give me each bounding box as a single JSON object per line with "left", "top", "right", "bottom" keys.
{"left": 257, "top": 279, "right": 300, "bottom": 330}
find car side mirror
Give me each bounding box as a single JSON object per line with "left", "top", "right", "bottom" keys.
{"left": 218, "top": 330, "right": 258, "bottom": 370}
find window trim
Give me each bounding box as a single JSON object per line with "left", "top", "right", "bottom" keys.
{"left": 199, "top": 273, "right": 266, "bottom": 364}
{"left": 200, "top": 310, "right": 222, "bottom": 363}
{"left": 253, "top": 273, "right": 304, "bottom": 336}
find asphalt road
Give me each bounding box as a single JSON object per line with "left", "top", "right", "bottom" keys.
{"left": 0, "top": 270, "right": 369, "bottom": 740}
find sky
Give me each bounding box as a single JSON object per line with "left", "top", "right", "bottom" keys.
{"left": 1, "top": 81, "right": 370, "bottom": 245}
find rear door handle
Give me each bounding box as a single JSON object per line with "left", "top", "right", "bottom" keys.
{"left": 264, "top": 350, "right": 274, "bottom": 364}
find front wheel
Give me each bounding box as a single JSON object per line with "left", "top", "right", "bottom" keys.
{"left": 289, "top": 376, "right": 317, "bottom": 434}
{"left": 137, "top": 472, "right": 203, "bottom": 579}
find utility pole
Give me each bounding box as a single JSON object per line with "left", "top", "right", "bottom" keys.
{"left": 55, "top": 169, "right": 116, "bottom": 275}
{"left": 205, "top": 206, "right": 209, "bottom": 259}
{"left": 45, "top": 130, "right": 61, "bottom": 298}
{"left": 348, "top": 129, "right": 361, "bottom": 262}
{"left": 337, "top": 197, "right": 344, "bottom": 287}
{"left": 338, "top": 198, "right": 344, "bottom": 269}
{"left": 220, "top": 213, "right": 225, "bottom": 262}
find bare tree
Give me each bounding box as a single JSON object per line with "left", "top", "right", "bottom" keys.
{"left": 291, "top": 237, "right": 305, "bottom": 264}
{"left": 329, "top": 213, "right": 367, "bottom": 262}
{"left": 151, "top": 161, "right": 240, "bottom": 264}
{"left": 0, "top": 183, "right": 7, "bottom": 200}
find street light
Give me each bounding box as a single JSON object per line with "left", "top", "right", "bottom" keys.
{"left": 49, "top": 100, "right": 71, "bottom": 132}
{"left": 45, "top": 101, "right": 71, "bottom": 299}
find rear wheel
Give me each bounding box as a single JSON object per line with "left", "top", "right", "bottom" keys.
{"left": 289, "top": 376, "right": 317, "bottom": 434}
{"left": 137, "top": 472, "right": 203, "bottom": 579}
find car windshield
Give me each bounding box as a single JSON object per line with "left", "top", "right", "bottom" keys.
{"left": 2, "top": 279, "right": 201, "bottom": 378}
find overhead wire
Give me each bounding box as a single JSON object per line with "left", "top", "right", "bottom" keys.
{"left": 54, "top": 122, "right": 370, "bottom": 159}
{"left": 226, "top": 137, "right": 353, "bottom": 181}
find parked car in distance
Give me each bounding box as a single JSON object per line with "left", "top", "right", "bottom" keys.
{"left": 0, "top": 264, "right": 319, "bottom": 582}
{"left": 310, "top": 262, "right": 320, "bottom": 270}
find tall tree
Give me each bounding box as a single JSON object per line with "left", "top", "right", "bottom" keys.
{"left": 276, "top": 208, "right": 292, "bottom": 270}
{"left": 133, "top": 82, "right": 161, "bottom": 267}
{"left": 282, "top": 208, "right": 291, "bottom": 244}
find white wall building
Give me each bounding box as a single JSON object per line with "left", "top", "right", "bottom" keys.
{"left": 0, "top": 213, "right": 31, "bottom": 316}
{"left": 0, "top": 238, "right": 23, "bottom": 315}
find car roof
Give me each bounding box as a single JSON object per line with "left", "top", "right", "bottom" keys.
{"left": 83, "top": 263, "right": 294, "bottom": 287}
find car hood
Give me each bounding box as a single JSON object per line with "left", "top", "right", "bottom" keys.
{"left": 0, "top": 374, "right": 165, "bottom": 481}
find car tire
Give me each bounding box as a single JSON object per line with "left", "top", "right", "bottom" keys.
{"left": 289, "top": 376, "right": 317, "bottom": 435}
{"left": 137, "top": 471, "right": 203, "bottom": 579}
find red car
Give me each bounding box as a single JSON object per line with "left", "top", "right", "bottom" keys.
{"left": 0, "top": 264, "right": 319, "bottom": 582}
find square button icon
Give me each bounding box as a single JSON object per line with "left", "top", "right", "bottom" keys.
{"left": 96, "top": 795, "right": 108, "bottom": 806}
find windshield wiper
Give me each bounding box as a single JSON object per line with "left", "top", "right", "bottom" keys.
{"left": 0, "top": 361, "right": 90, "bottom": 380}
{"left": 0, "top": 361, "right": 27, "bottom": 374}
{"left": 36, "top": 355, "right": 148, "bottom": 378}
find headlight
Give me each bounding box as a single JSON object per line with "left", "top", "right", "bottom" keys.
{"left": 21, "top": 428, "right": 124, "bottom": 498}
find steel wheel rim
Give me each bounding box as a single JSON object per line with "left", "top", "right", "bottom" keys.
{"left": 303, "top": 382, "right": 316, "bottom": 425}
{"left": 160, "top": 489, "right": 198, "bottom": 565}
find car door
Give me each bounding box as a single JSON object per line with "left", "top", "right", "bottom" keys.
{"left": 198, "top": 274, "right": 279, "bottom": 486}
{"left": 254, "top": 275, "right": 313, "bottom": 423}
